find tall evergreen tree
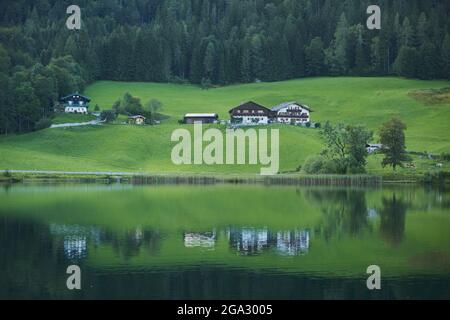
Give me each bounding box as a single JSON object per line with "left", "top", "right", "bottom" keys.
{"left": 305, "top": 37, "right": 325, "bottom": 76}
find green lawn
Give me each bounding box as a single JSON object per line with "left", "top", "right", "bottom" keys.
{"left": 0, "top": 77, "right": 449, "bottom": 174}
{"left": 51, "top": 113, "right": 96, "bottom": 124}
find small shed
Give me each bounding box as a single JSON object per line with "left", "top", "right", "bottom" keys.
{"left": 128, "top": 115, "right": 146, "bottom": 125}
{"left": 184, "top": 113, "right": 219, "bottom": 124}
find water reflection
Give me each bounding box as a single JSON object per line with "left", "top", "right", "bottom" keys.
{"left": 0, "top": 185, "right": 449, "bottom": 299}
{"left": 184, "top": 231, "right": 216, "bottom": 248}
{"left": 276, "top": 230, "right": 310, "bottom": 256}
{"left": 308, "top": 189, "right": 371, "bottom": 241}
{"left": 63, "top": 236, "right": 87, "bottom": 260}
{"left": 229, "top": 228, "right": 270, "bottom": 255}
{"left": 228, "top": 227, "right": 310, "bottom": 256}
{"left": 379, "top": 194, "right": 407, "bottom": 245}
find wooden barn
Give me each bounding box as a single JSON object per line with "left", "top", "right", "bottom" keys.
{"left": 183, "top": 113, "right": 219, "bottom": 124}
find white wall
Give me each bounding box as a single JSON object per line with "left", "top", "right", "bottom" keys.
{"left": 275, "top": 104, "right": 310, "bottom": 124}
{"left": 65, "top": 106, "right": 88, "bottom": 114}
{"left": 234, "top": 116, "right": 269, "bottom": 125}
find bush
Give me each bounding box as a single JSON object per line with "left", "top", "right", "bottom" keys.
{"left": 302, "top": 155, "right": 350, "bottom": 174}
{"left": 100, "top": 110, "right": 117, "bottom": 123}
{"left": 94, "top": 104, "right": 100, "bottom": 111}
{"left": 314, "top": 122, "right": 321, "bottom": 128}
{"left": 441, "top": 153, "right": 450, "bottom": 161}
{"left": 170, "top": 76, "right": 189, "bottom": 85}
{"left": 302, "top": 155, "right": 325, "bottom": 174}
{"left": 34, "top": 118, "right": 52, "bottom": 131}
{"left": 3, "top": 170, "right": 11, "bottom": 178}
{"left": 305, "top": 122, "right": 311, "bottom": 128}
{"left": 201, "top": 78, "right": 213, "bottom": 90}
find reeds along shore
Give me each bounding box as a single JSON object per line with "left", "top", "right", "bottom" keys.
{"left": 131, "top": 174, "right": 382, "bottom": 187}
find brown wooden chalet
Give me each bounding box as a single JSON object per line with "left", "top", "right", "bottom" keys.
{"left": 228, "top": 101, "right": 273, "bottom": 125}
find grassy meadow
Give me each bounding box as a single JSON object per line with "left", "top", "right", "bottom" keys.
{"left": 1, "top": 77, "right": 449, "bottom": 175}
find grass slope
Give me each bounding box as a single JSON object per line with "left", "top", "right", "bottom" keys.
{"left": 0, "top": 77, "right": 449, "bottom": 174}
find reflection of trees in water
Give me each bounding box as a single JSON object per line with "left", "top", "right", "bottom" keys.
{"left": 379, "top": 194, "right": 408, "bottom": 246}
{"left": 105, "top": 227, "right": 162, "bottom": 260}
{"left": 309, "top": 190, "right": 370, "bottom": 241}
{"left": 0, "top": 217, "right": 67, "bottom": 298}
{"left": 228, "top": 227, "right": 310, "bottom": 256}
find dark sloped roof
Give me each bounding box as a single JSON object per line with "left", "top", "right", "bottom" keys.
{"left": 129, "top": 115, "right": 146, "bottom": 119}
{"left": 60, "top": 92, "right": 91, "bottom": 102}
{"left": 229, "top": 101, "right": 271, "bottom": 113}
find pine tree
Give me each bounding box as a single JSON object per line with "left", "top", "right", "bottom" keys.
{"left": 394, "top": 46, "right": 418, "bottom": 78}
{"left": 203, "top": 41, "right": 216, "bottom": 82}
{"left": 418, "top": 41, "right": 440, "bottom": 80}
{"left": 329, "top": 13, "right": 349, "bottom": 75}
{"left": 305, "top": 37, "right": 325, "bottom": 76}
{"left": 442, "top": 34, "right": 450, "bottom": 80}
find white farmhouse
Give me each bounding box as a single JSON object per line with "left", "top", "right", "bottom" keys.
{"left": 60, "top": 92, "right": 90, "bottom": 114}
{"left": 271, "top": 101, "right": 312, "bottom": 125}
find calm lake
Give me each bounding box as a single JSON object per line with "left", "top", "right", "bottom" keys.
{"left": 0, "top": 183, "right": 449, "bottom": 299}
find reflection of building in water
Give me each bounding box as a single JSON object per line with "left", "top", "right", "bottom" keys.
{"left": 184, "top": 231, "right": 216, "bottom": 248}
{"left": 134, "top": 227, "right": 144, "bottom": 242}
{"left": 367, "top": 208, "right": 378, "bottom": 219}
{"left": 229, "top": 227, "right": 271, "bottom": 255}
{"left": 49, "top": 224, "right": 163, "bottom": 259}
{"left": 229, "top": 227, "right": 310, "bottom": 256}
{"left": 276, "top": 230, "right": 310, "bottom": 256}
{"left": 50, "top": 224, "right": 99, "bottom": 260}
{"left": 63, "top": 236, "right": 87, "bottom": 260}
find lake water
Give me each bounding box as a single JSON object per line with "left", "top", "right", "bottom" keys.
{"left": 0, "top": 183, "right": 449, "bottom": 299}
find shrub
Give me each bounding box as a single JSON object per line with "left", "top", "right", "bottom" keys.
{"left": 34, "top": 118, "right": 52, "bottom": 131}
{"left": 305, "top": 122, "right": 311, "bottom": 128}
{"left": 302, "top": 155, "right": 325, "bottom": 174}
{"left": 100, "top": 110, "right": 117, "bottom": 123}
{"left": 201, "top": 78, "right": 213, "bottom": 90}
{"left": 170, "top": 76, "right": 189, "bottom": 85}
{"left": 314, "top": 122, "right": 321, "bottom": 128}
{"left": 94, "top": 104, "right": 100, "bottom": 111}
{"left": 441, "top": 153, "right": 450, "bottom": 161}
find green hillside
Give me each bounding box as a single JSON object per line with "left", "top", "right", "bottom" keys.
{"left": 0, "top": 77, "right": 449, "bottom": 174}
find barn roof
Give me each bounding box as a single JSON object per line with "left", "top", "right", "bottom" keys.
{"left": 184, "top": 113, "right": 218, "bottom": 118}
{"left": 229, "top": 101, "right": 271, "bottom": 113}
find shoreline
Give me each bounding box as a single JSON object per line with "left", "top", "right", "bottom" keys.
{"left": 1, "top": 169, "right": 445, "bottom": 186}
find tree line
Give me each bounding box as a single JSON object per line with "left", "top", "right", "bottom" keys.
{"left": 0, "top": 0, "right": 450, "bottom": 134}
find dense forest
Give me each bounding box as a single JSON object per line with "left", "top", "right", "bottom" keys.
{"left": 0, "top": 0, "right": 450, "bottom": 134}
